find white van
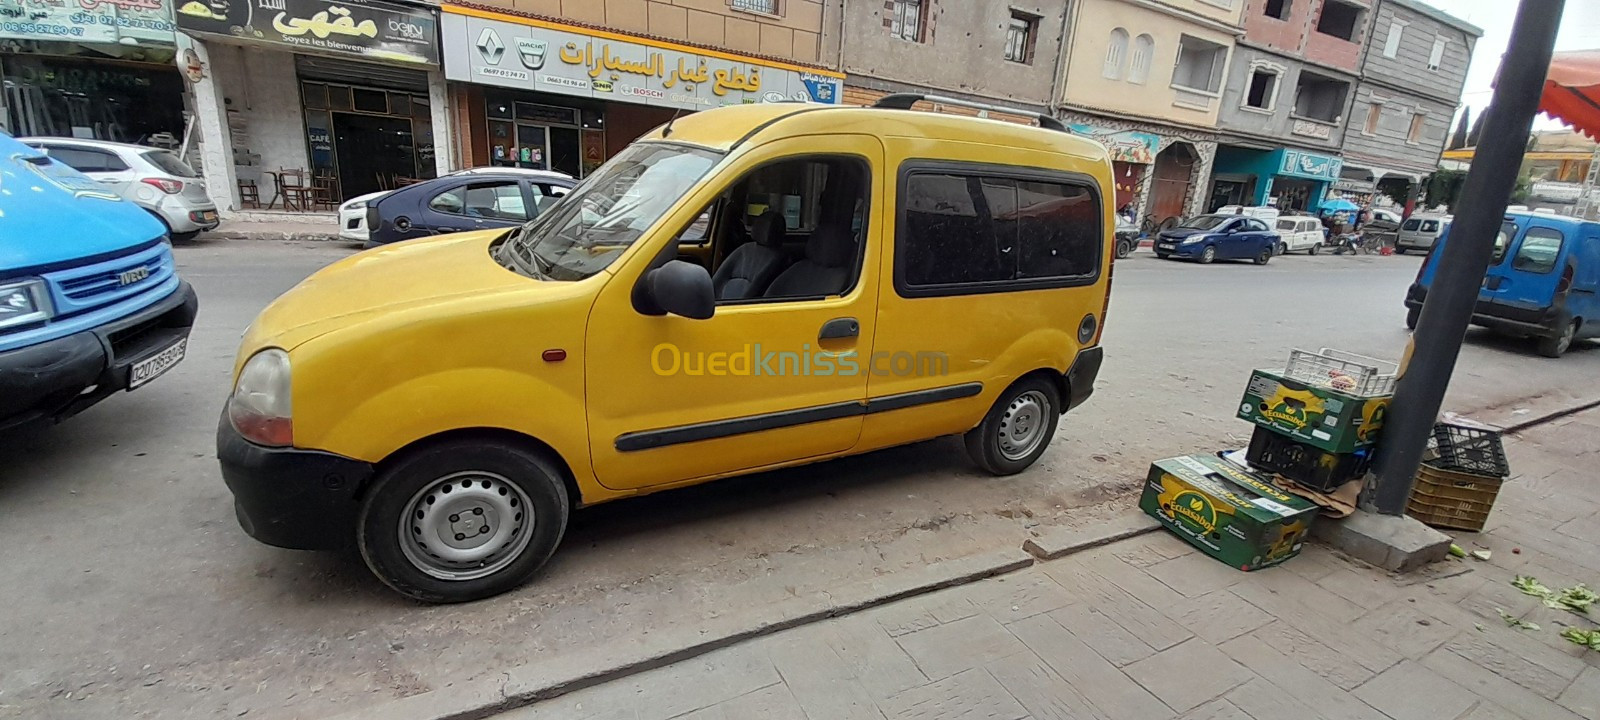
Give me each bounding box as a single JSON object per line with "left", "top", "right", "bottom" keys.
{"left": 1274, "top": 215, "right": 1325, "bottom": 254}
{"left": 1396, "top": 215, "right": 1451, "bottom": 253}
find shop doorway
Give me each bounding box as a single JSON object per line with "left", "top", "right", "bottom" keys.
{"left": 1271, "top": 178, "right": 1317, "bottom": 213}
{"left": 333, "top": 113, "right": 417, "bottom": 199}
{"left": 486, "top": 98, "right": 599, "bottom": 178}
{"left": 1209, "top": 177, "right": 1254, "bottom": 212}
{"left": 1150, "top": 143, "right": 1197, "bottom": 229}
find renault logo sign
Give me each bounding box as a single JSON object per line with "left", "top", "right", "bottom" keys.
{"left": 476, "top": 28, "right": 504, "bottom": 65}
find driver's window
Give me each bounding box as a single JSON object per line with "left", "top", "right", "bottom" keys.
{"left": 678, "top": 155, "right": 869, "bottom": 304}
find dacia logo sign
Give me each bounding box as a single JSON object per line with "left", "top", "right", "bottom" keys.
{"left": 1170, "top": 491, "right": 1217, "bottom": 535}
{"left": 119, "top": 267, "right": 149, "bottom": 286}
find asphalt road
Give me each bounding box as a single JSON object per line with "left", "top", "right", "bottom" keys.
{"left": 2, "top": 241, "right": 1596, "bottom": 719}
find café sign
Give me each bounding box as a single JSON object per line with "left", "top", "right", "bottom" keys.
{"left": 1064, "top": 123, "right": 1159, "bottom": 165}
{"left": 442, "top": 7, "right": 843, "bottom": 113}
{"left": 174, "top": 0, "right": 438, "bottom": 65}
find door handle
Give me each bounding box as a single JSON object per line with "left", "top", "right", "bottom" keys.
{"left": 819, "top": 317, "right": 859, "bottom": 340}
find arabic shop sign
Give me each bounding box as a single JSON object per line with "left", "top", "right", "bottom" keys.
{"left": 174, "top": 0, "right": 437, "bottom": 65}
{"left": 1064, "top": 123, "right": 1159, "bottom": 165}
{"left": 1, "top": 0, "right": 176, "bottom": 44}
{"left": 442, "top": 9, "right": 843, "bottom": 113}
{"left": 1274, "top": 148, "right": 1342, "bottom": 181}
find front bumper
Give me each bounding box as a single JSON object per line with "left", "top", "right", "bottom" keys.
{"left": 217, "top": 412, "right": 374, "bottom": 551}
{"left": 1153, "top": 239, "right": 1204, "bottom": 257}
{"left": 0, "top": 281, "right": 198, "bottom": 431}
{"left": 1405, "top": 284, "right": 1566, "bottom": 336}
{"left": 1064, "top": 346, "right": 1103, "bottom": 412}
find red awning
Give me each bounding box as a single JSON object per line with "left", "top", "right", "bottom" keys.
{"left": 1541, "top": 50, "right": 1600, "bottom": 141}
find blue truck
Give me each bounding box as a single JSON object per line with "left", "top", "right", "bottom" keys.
{"left": 0, "top": 131, "right": 198, "bottom": 430}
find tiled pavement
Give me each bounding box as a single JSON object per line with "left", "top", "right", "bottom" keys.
{"left": 496, "top": 409, "right": 1600, "bottom": 720}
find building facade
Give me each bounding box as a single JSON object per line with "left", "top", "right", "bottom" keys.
{"left": 1, "top": 0, "right": 183, "bottom": 143}
{"left": 1339, "top": 0, "right": 1479, "bottom": 204}
{"left": 1057, "top": 0, "right": 1246, "bottom": 226}
{"left": 441, "top": 0, "right": 842, "bottom": 176}
{"left": 177, "top": 0, "right": 453, "bottom": 213}
{"left": 1209, "top": 0, "right": 1372, "bottom": 213}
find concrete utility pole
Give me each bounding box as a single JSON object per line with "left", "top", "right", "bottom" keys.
{"left": 1367, "top": 0, "right": 1566, "bottom": 514}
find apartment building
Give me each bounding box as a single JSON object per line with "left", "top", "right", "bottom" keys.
{"left": 1209, "top": 0, "right": 1373, "bottom": 213}
{"left": 1339, "top": 0, "right": 1480, "bottom": 204}
{"left": 1057, "top": 0, "right": 1248, "bottom": 226}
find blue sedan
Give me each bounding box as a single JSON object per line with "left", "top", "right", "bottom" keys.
{"left": 1153, "top": 214, "right": 1280, "bottom": 265}
{"left": 358, "top": 169, "right": 576, "bottom": 248}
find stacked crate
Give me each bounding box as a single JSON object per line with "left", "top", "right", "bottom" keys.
{"left": 1235, "top": 349, "right": 1397, "bottom": 493}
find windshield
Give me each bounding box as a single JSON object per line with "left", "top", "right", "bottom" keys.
{"left": 499, "top": 143, "right": 722, "bottom": 281}
{"left": 1180, "top": 216, "right": 1230, "bottom": 231}
{"left": 142, "top": 151, "right": 199, "bottom": 178}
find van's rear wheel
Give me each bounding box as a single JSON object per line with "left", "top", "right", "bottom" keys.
{"left": 358, "top": 440, "right": 569, "bottom": 603}
{"left": 965, "top": 377, "right": 1060, "bottom": 476}
{"left": 1309, "top": 243, "right": 1321, "bottom": 256}
{"left": 1537, "top": 320, "right": 1579, "bottom": 358}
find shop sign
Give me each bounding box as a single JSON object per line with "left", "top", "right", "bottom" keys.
{"left": 1332, "top": 178, "right": 1375, "bottom": 194}
{"left": 1064, "top": 124, "right": 1159, "bottom": 165}
{"left": 174, "top": 0, "right": 438, "bottom": 65}
{"left": 442, "top": 8, "right": 844, "bottom": 113}
{"left": 1, "top": 0, "right": 176, "bottom": 44}
{"left": 1275, "top": 149, "right": 1342, "bottom": 181}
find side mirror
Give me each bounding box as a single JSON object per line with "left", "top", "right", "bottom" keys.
{"left": 641, "top": 260, "right": 714, "bottom": 319}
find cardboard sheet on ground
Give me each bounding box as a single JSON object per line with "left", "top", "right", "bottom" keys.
{"left": 1221, "top": 449, "right": 1360, "bottom": 517}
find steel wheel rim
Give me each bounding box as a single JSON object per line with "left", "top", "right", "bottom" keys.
{"left": 1558, "top": 322, "right": 1577, "bottom": 353}
{"left": 997, "top": 390, "right": 1051, "bottom": 461}
{"left": 399, "top": 471, "right": 534, "bottom": 582}
{"left": 1202, "top": 247, "right": 1215, "bottom": 262}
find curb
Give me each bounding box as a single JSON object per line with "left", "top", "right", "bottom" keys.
{"left": 203, "top": 229, "right": 346, "bottom": 244}
{"left": 330, "top": 513, "right": 1161, "bottom": 720}
{"left": 1499, "top": 396, "right": 1600, "bottom": 435}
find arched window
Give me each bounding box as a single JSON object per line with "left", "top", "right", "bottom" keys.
{"left": 1104, "top": 28, "right": 1130, "bottom": 80}
{"left": 1129, "top": 34, "right": 1155, "bottom": 84}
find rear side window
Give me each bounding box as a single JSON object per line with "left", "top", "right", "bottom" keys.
{"left": 142, "top": 151, "right": 199, "bottom": 178}
{"left": 1490, "top": 221, "right": 1519, "bottom": 263}
{"left": 1512, "top": 227, "right": 1563, "bottom": 274}
{"left": 429, "top": 181, "right": 528, "bottom": 220}
{"left": 43, "top": 147, "right": 126, "bottom": 172}
{"left": 897, "top": 166, "right": 1100, "bottom": 295}
{"left": 1402, "top": 218, "right": 1422, "bottom": 231}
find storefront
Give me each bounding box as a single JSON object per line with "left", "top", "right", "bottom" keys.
{"left": 1, "top": 0, "right": 182, "bottom": 141}
{"left": 175, "top": 0, "right": 450, "bottom": 210}
{"left": 1210, "top": 145, "right": 1342, "bottom": 214}
{"left": 1064, "top": 124, "right": 1159, "bottom": 215}
{"left": 440, "top": 4, "right": 844, "bottom": 176}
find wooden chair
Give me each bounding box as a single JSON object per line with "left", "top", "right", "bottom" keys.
{"left": 310, "top": 169, "right": 340, "bottom": 210}
{"left": 375, "top": 172, "right": 392, "bottom": 192}
{"left": 274, "top": 168, "right": 312, "bottom": 212}
{"left": 237, "top": 179, "right": 261, "bottom": 209}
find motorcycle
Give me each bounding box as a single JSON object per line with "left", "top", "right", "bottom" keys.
{"left": 1330, "top": 231, "right": 1369, "bottom": 255}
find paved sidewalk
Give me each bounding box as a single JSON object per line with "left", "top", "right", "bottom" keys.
{"left": 490, "top": 409, "right": 1600, "bottom": 720}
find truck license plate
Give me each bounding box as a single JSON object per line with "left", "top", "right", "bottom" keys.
{"left": 129, "top": 338, "right": 187, "bottom": 389}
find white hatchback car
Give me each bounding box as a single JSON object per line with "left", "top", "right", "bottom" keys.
{"left": 1274, "top": 215, "right": 1326, "bottom": 254}
{"left": 337, "top": 167, "right": 574, "bottom": 242}
{"left": 21, "top": 137, "right": 219, "bottom": 240}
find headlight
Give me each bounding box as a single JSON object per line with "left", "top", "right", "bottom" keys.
{"left": 228, "top": 348, "right": 293, "bottom": 446}
{"left": 1181, "top": 235, "right": 1208, "bottom": 245}
{"left": 345, "top": 200, "right": 366, "bottom": 212}
{"left": 0, "top": 278, "right": 53, "bottom": 331}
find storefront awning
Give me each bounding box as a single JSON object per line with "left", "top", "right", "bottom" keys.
{"left": 173, "top": 0, "right": 439, "bottom": 66}
{"left": 1540, "top": 50, "right": 1600, "bottom": 141}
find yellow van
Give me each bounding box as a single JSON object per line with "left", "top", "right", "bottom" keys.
{"left": 219, "top": 96, "right": 1115, "bottom": 602}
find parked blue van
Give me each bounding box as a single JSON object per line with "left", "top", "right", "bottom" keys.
{"left": 1406, "top": 212, "right": 1600, "bottom": 358}
{"left": 0, "top": 131, "right": 198, "bottom": 429}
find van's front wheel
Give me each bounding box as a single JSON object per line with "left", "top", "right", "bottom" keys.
{"left": 358, "top": 441, "right": 569, "bottom": 603}
{"left": 965, "top": 377, "right": 1060, "bottom": 475}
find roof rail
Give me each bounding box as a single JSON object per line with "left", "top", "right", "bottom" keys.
{"left": 870, "top": 93, "right": 1069, "bottom": 133}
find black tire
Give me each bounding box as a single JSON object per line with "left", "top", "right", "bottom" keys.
{"left": 1199, "top": 245, "right": 1216, "bottom": 264}
{"left": 1276, "top": 242, "right": 1287, "bottom": 256}
{"left": 1309, "top": 243, "right": 1321, "bottom": 256}
{"left": 1155, "top": 252, "right": 1171, "bottom": 260}
{"left": 1394, "top": 246, "right": 1407, "bottom": 255}
{"left": 1406, "top": 305, "right": 1420, "bottom": 330}
{"left": 358, "top": 440, "right": 570, "bottom": 603}
{"left": 964, "top": 376, "right": 1061, "bottom": 476}
{"left": 171, "top": 230, "right": 201, "bottom": 243}
{"left": 1537, "top": 320, "right": 1579, "bottom": 358}
{"left": 1254, "top": 245, "right": 1272, "bottom": 265}
{"left": 1114, "top": 238, "right": 1133, "bottom": 259}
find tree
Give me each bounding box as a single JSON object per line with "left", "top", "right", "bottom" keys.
{"left": 1424, "top": 169, "right": 1469, "bottom": 212}
{"left": 1378, "top": 177, "right": 1412, "bottom": 207}
{"left": 1449, "top": 108, "right": 1472, "bottom": 150}
{"left": 1466, "top": 109, "right": 1487, "bottom": 148}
